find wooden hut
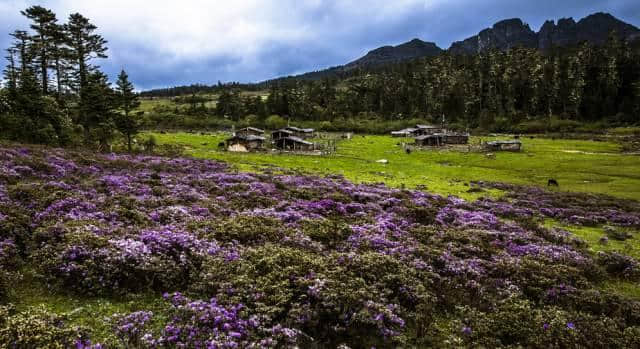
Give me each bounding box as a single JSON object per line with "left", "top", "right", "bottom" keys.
{"left": 485, "top": 140, "right": 522, "bottom": 152}
{"left": 392, "top": 125, "right": 446, "bottom": 137}
{"left": 444, "top": 133, "right": 470, "bottom": 145}
{"left": 235, "top": 127, "right": 264, "bottom": 137}
{"left": 391, "top": 128, "right": 417, "bottom": 137}
{"left": 416, "top": 124, "right": 446, "bottom": 135}
{"left": 271, "top": 129, "right": 294, "bottom": 141}
{"left": 226, "top": 135, "right": 265, "bottom": 152}
{"left": 274, "top": 136, "right": 314, "bottom": 151}
{"left": 285, "top": 126, "right": 315, "bottom": 139}
{"left": 415, "top": 134, "right": 445, "bottom": 146}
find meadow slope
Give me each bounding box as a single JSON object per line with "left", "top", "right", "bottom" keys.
{"left": 1, "top": 144, "right": 639, "bottom": 347}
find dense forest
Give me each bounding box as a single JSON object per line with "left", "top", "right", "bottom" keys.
{"left": 0, "top": 6, "right": 140, "bottom": 148}
{"left": 213, "top": 37, "right": 640, "bottom": 132}
{"left": 141, "top": 35, "right": 640, "bottom": 134}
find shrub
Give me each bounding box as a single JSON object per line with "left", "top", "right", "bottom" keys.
{"left": 264, "top": 115, "right": 287, "bottom": 130}
{"left": 0, "top": 305, "right": 91, "bottom": 348}
{"left": 142, "top": 135, "right": 157, "bottom": 152}
{"left": 604, "top": 226, "right": 633, "bottom": 241}
{"left": 33, "top": 230, "right": 216, "bottom": 295}
{"left": 0, "top": 239, "right": 19, "bottom": 302}
{"left": 597, "top": 252, "right": 640, "bottom": 280}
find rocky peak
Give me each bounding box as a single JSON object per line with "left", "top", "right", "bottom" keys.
{"left": 575, "top": 12, "right": 640, "bottom": 44}
{"left": 450, "top": 18, "right": 537, "bottom": 54}
{"left": 538, "top": 17, "right": 578, "bottom": 49}
{"left": 450, "top": 12, "right": 640, "bottom": 54}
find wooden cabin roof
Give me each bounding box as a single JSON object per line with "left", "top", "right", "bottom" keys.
{"left": 237, "top": 127, "right": 265, "bottom": 133}
{"left": 285, "top": 126, "right": 315, "bottom": 133}
{"left": 486, "top": 140, "right": 521, "bottom": 145}
{"left": 392, "top": 128, "right": 417, "bottom": 134}
{"left": 277, "top": 136, "right": 314, "bottom": 145}
{"left": 272, "top": 129, "right": 294, "bottom": 135}
{"left": 415, "top": 133, "right": 447, "bottom": 140}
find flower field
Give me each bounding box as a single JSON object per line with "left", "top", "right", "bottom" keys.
{"left": 1, "top": 144, "right": 640, "bottom": 347}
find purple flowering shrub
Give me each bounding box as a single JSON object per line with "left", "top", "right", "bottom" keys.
{"left": 32, "top": 228, "right": 221, "bottom": 295}
{"left": 192, "top": 245, "right": 432, "bottom": 346}
{"left": 1, "top": 145, "right": 640, "bottom": 347}
{"left": 0, "top": 238, "right": 19, "bottom": 301}
{"left": 112, "top": 293, "right": 300, "bottom": 348}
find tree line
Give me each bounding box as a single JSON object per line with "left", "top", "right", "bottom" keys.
{"left": 0, "top": 6, "right": 140, "bottom": 149}
{"left": 210, "top": 35, "right": 640, "bottom": 132}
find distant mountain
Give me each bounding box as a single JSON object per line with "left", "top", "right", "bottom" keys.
{"left": 145, "top": 12, "right": 640, "bottom": 93}
{"left": 343, "top": 38, "right": 443, "bottom": 69}
{"left": 449, "top": 19, "right": 538, "bottom": 54}
{"left": 262, "top": 39, "right": 443, "bottom": 84}
{"left": 450, "top": 12, "right": 640, "bottom": 54}
{"left": 267, "top": 12, "right": 639, "bottom": 84}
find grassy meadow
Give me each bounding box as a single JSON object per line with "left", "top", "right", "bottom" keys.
{"left": 147, "top": 131, "right": 640, "bottom": 201}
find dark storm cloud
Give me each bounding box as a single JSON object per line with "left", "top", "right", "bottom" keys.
{"left": 0, "top": 0, "right": 638, "bottom": 90}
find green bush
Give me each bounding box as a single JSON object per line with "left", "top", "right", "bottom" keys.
{"left": 549, "top": 118, "right": 582, "bottom": 133}
{"left": 516, "top": 120, "right": 548, "bottom": 134}
{"left": 265, "top": 115, "right": 287, "bottom": 130}
{"left": 0, "top": 305, "right": 89, "bottom": 348}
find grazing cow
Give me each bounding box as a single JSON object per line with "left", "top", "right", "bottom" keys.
{"left": 548, "top": 179, "right": 559, "bottom": 187}
{"left": 405, "top": 148, "right": 412, "bottom": 154}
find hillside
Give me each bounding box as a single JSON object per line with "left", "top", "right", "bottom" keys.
{"left": 260, "top": 38, "right": 442, "bottom": 83}
{"left": 343, "top": 38, "right": 443, "bottom": 69}
{"left": 264, "top": 12, "right": 640, "bottom": 85}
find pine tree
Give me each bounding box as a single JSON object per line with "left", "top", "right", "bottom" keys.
{"left": 114, "top": 70, "right": 141, "bottom": 151}
{"left": 9, "top": 30, "right": 33, "bottom": 76}
{"left": 50, "top": 23, "right": 73, "bottom": 101}
{"left": 66, "top": 13, "right": 108, "bottom": 94}
{"left": 4, "top": 48, "right": 18, "bottom": 99}
{"left": 21, "top": 6, "right": 58, "bottom": 95}
{"left": 78, "top": 71, "right": 117, "bottom": 148}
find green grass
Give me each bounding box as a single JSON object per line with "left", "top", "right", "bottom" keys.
{"left": 138, "top": 91, "right": 270, "bottom": 113}
{"left": 8, "top": 269, "right": 167, "bottom": 343}
{"left": 609, "top": 126, "right": 640, "bottom": 136}
{"left": 601, "top": 280, "right": 640, "bottom": 299}
{"left": 146, "top": 132, "right": 640, "bottom": 201}
{"left": 138, "top": 98, "right": 177, "bottom": 112}
{"left": 544, "top": 219, "right": 640, "bottom": 299}
{"left": 544, "top": 220, "right": 640, "bottom": 259}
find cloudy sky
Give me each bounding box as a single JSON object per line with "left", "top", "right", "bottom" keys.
{"left": 0, "top": 0, "right": 639, "bottom": 90}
